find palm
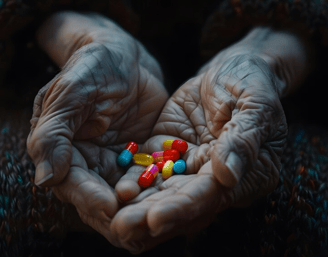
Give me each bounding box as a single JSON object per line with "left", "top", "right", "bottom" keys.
{"left": 70, "top": 43, "right": 168, "bottom": 178}
{"left": 111, "top": 54, "right": 287, "bottom": 253}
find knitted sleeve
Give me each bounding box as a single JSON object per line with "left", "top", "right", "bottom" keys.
{"left": 200, "top": 0, "right": 328, "bottom": 61}
{"left": 0, "top": 109, "right": 74, "bottom": 257}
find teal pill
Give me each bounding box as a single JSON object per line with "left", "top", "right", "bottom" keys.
{"left": 173, "top": 159, "right": 186, "bottom": 174}
{"left": 117, "top": 149, "right": 133, "bottom": 167}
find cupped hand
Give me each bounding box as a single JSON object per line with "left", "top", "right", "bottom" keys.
{"left": 26, "top": 12, "right": 168, "bottom": 238}
{"left": 110, "top": 54, "right": 288, "bottom": 253}
{"left": 27, "top": 12, "right": 168, "bottom": 187}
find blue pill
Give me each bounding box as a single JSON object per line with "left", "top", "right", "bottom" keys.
{"left": 173, "top": 159, "right": 186, "bottom": 174}
{"left": 117, "top": 149, "right": 133, "bottom": 167}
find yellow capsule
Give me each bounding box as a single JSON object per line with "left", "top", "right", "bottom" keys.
{"left": 162, "top": 160, "right": 174, "bottom": 179}
{"left": 163, "top": 140, "right": 174, "bottom": 151}
{"left": 133, "top": 153, "right": 154, "bottom": 166}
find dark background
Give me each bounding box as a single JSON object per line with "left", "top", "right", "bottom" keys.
{"left": 2, "top": 1, "right": 328, "bottom": 256}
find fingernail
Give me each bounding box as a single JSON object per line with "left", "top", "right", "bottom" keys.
{"left": 150, "top": 223, "right": 175, "bottom": 237}
{"left": 223, "top": 152, "right": 243, "bottom": 187}
{"left": 34, "top": 161, "right": 53, "bottom": 186}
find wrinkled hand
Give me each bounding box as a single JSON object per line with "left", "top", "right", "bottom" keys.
{"left": 26, "top": 12, "right": 168, "bottom": 240}
{"left": 110, "top": 54, "right": 288, "bottom": 253}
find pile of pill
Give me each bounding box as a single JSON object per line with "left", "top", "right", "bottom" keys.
{"left": 117, "top": 140, "right": 188, "bottom": 188}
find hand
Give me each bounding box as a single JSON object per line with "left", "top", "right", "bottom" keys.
{"left": 26, "top": 12, "right": 168, "bottom": 239}
{"left": 109, "top": 53, "right": 288, "bottom": 253}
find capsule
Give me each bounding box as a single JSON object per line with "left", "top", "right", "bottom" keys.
{"left": 124, "top": 141, "right": 138, "bottom": 154}
{"left": 133, "top": 153, "right": 154, "bottom": 166}
{"left": 163, "top": 140, "right": 174, "bottom": 151}
{"left": 163, "top": 140, "right": 188, "bottom": 154}
{"left": 152, "top": 149, "right": 180, "bottom": 162}
{"left": 156, "top": 160, "right": 166, "bottom": 171}
{"left": 173, "top": 159, "right": 186, "bottom": 174}
{"left": 162, "top": 160, "right": 174, "bottom": 179}
{"left": 117, "top": 141, "right": 138, "bottom": 167}
{"left": 138, "top": 164, "right": 159, "bottom": 188}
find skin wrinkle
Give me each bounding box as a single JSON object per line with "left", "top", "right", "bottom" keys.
{"left": 157, "top": 114, "right": 192, "bottom": 137}
{"left": 243, "top": 172, "right": 259, "bottom": 197}
{"left": 236, "top": 173, "right": 254, "bottom": 201}
{"left": 263, "top": 142, "right": 282, "bottom": 167}
{"left": 29, "top": 11, "right": 171, "bottom": 240}
{"left": 31, "top": 15, "right": 303, "bottom": 251}
{"left": 184, "top": 87, "right": 215, "bottom": 144}
{"left": 232, "top": 131, "right": 260, "bottom": 161}
{"left": 188, "top": 145, "right": 211, "bottom": 174}
{"left": 252, "top": 160, "right": 271, "bottom": 185}
{"left": 67, "top": 33, "right": 94, "bottom": 64}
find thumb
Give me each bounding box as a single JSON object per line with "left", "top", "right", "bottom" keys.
{"left": 210, "top": 107, "right": 269, "bottom": 188}
{"left": 27, "top": 115, "right": 74, "bottom": 187}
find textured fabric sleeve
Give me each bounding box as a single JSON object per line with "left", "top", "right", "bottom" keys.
{"left": 200, "top": 0, "right": 328, "bottom": 61}
{"left": 0, "top": 109, "right": 75, "bottom": 257}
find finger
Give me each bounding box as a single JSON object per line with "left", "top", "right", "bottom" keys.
{"left": 109, "top": 197, "right": 191, "bottom": 254}
{"left": 28, "top": 76, "right": 60, "bottom": 180}
{"left": 125, "top": 175, "right": 190, "bottom": 205}
{"left": 52, "top": 167, "right": 118, "bottom": 238}
{"left": 51, "top": 148, "right": 119, "bottom": 238}
{"left": 114, "top": 165, "right": 144, "bottom": 202}
{"left": 209, "top": 105, "right": 271, "bottom": 188}
{"left": 231, "top": 146, "right": 281, "bottom": 207}
{"left": 27, "top": 114, "right": 74, "bottom": 187}
{"left": 110, "top": 167, "right": 219, "bottom": 254}
{"left": 115, "top": 164, "right": 165, "bottom": 202}
{"left": 114, "top": 137, "right": 168, "bottom": 203}
{"left": 109, "top": 201, "right": 175, "bottom": 254}
{"left": 29, "top": 76, "right": 56, "bottom": 133}
{"left": 137, "top": 208, "right": 218, "bottom": 253}
{"left": 147, "top": 162, "right": 222, "bottom": 236}
{"left": 115, "top": 134, "right": 203, "bottom": 203}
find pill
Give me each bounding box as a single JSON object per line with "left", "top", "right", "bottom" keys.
{"left": 133, "top": 153, "right": 154, "bottom": 166}
{"left": 152, "top": 149, "right": 180, "bottom": 162}
{"left": 163, "top": 140, "right": 174, "bottom": 151}
{"left": 152, "top": 151, "right": 164, "bottom": 162}
{"left": 156, "top": 160, "right": 166, "bottom": 171}
{"left": 138, "top": 164, "right": 159, "bottom": 188}
{"left": 117, "top": 150, "right": 133, "bottom": 167}
{"left": 125, "top": 141, "right": 138, "bottom": 155}
{"left": 162, "top": 160, "right": 174, "bottom": 179}
{"left": 173, "top": 159, "right": 186, "bottom": 174}
{"left": 172, "top": 140, "right": 188, "bottom": 154}
{"left": 163, "top": 140, "right": 188, "bottom": 154}
{"left": 117, "top": 141, "right": 138, "bottom": 167}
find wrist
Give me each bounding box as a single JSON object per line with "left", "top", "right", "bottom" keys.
{"left": 36, "top": 11, "right": 134, "bottom": 67}
{"left": 199, "top": 26, "right": 315, "bottom": 98}
{"left": 241, "top": 27, "right": 314, "bottom": 98}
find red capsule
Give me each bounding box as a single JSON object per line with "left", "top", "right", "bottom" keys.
{"left": 152, "top": 149, "right": 180, "bottom": 162}
{"left": 164, "top": 149, "right": 180, "bottom": 162}
{"left": 171, "top": 140, "right": 188, "bottom": 154}
{"left": 124, "top": 141, "right": 138, "bottom": 155}
{"left": 138, "top": 164, "right": 158, "bottom": 188}
{"left": 156, "top": 161, "right": 166, "bottom": 171}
